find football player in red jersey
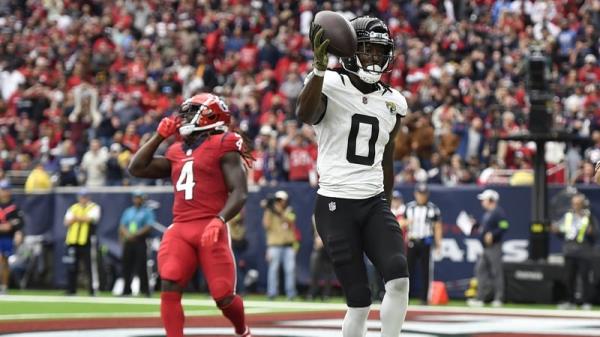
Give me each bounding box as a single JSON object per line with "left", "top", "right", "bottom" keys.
{"left": 129, "top": 93, "right": 253, "bottom": 337}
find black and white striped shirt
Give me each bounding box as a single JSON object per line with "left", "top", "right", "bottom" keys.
{"left": 405, "top": 201, "right": 441, "bottom": 240}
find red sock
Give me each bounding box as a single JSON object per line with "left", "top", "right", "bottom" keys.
{"left": 161, "top": 291, "right": 184, "bottom": 337}
{"left": 220, "top": 295, "right": 247, "bottom": 334}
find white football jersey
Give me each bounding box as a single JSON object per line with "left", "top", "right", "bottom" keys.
{"left": 311, "top": 70, "right": 408, "bottom": 199}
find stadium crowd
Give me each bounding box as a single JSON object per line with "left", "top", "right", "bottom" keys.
{"left": 0, "top": 0, "right": 599, "bottom": 189}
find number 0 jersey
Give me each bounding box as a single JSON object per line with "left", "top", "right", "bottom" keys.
{"left": 165, "top": 132, "right": 243, "bottom": 223}
{"left": 312, "top": 70, "right": 408, "bottom": 199}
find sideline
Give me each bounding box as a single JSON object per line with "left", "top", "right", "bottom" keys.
{"left": 0, "top": 327, "right": 432, "bottom": 337}
{"left": 2, "top": 295, "right": 600, "bottom": 318}
{"left": 0, "top": 308, "right": 276, "bottom": 321}
{"left": 0, "top": 295, "right": 347, "bottom": 310}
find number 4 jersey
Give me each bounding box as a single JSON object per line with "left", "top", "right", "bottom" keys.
{"left": 165, "top": 132, "right": 243, "bottom": 223}
{"left": 312, "top": 70, "right": 408, "bottom": 199}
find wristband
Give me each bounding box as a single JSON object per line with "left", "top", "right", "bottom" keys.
{"left": 313, "top": 68, "right": 325, "bottom": 77}
{"left": 216, "top": 215, "right": 226, "bottom": 223}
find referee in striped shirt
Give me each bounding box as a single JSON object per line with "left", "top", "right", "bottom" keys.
{"left": 401, "top": 183, "right": 442, "bottom": 305}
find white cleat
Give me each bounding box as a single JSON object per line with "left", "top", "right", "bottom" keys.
{"left": 466, "top": 299, "right": 484, "bottom": 307}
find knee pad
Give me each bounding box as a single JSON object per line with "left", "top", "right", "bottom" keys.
{"left": 345, "top": 284, "right": 372, "bottom": 308}
{"left": 382, "top": 253, "right": 408, "bottom": 281}
{"left": 159, "top": 264, "right": 186, "bottom": 286}
{"left": 385, "top": 277, "right": 409, "bottom": 295}
{"left": 215, "top": 294, "right": 236, "bottom": 309}
{"left": 210, "top": 277, "right": 234, "bottom": 301}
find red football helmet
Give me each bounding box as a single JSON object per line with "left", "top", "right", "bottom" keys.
{"left": 178, "top": 93, "right": 231, "bottom": 136}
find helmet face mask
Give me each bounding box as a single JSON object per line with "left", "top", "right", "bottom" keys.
{"left": 356, "top": 42, "right": 393, "bottom": 71}
{"left": 341, "top": 17, "right": 394, "bottom": 84}
{"left": 178, "top": 103, "right": 201, "bottom": 125}
{"left": 178, "top": 93, "right": 230, "bottom": 137}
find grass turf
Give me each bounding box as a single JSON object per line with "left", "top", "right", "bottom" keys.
{"left": 0, "top": 289, "right": 596, "bottom": 319}
{"left": 0, "top": 301, "right": 165, "bottom": 315}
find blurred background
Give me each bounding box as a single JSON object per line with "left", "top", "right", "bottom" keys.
{"left": 0, "top": 0, "right": 599, "bottom": 308}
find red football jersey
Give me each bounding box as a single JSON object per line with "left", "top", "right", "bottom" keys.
{"left": 166, "top": 132, "right": 243, "bottom": 223}
{"left": 285, "top": 143, "right": 317, "bottom": 181}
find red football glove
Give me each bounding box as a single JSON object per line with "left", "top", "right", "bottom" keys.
{"left": 201, "top": 217, "right": 225, "bottom": 247}
{"left": 157, "top": 116, "right": 180, "bottom": 139}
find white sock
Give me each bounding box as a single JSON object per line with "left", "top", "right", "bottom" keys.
{"left": 342, "top": 306, "right": 370, "bottom": 337}
{"left": 381, "top": 277, "right": 409, "bottom": 337}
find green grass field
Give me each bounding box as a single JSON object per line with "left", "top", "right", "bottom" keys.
{"left": 0, "top": 290, "right": 345, "bottom": 320}
{"left": 0, "top": 289, "right": 596, "bottom": 321}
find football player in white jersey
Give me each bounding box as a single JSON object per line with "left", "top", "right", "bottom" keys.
{"left": 296, "top": 16, "right": 409, "bottom": 337}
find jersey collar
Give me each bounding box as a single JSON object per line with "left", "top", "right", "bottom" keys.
{"left": 345, "top": 71, "right": 381, "bottom": 95}
{"left": 182, "top": 133, "right": 209, "bottom": 152}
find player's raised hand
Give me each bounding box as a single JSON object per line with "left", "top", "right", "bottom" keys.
{"left": 201, "top": 217, "right": 225, "bottom": 247}
{"left": 157, "top": 116, "right": 181, "bottom": 139}
{"left": 309, "top": 23, "right": 330, "bottom": 72}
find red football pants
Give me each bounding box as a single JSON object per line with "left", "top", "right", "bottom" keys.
{"left": 158, "top": 220, "right": 236, "bottom": 300}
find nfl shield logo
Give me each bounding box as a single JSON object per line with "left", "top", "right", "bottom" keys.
{"left": 328, "top": 201, "right": 336, "bottom": 212}
{"left": 362, "top": 97, "right": 368, "bottom": 104}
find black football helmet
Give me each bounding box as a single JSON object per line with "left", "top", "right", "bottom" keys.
{"left": 341, "top": 16, "right": 394, "bottom": 84}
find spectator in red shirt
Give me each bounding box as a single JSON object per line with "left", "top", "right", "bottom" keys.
{"left": 238, "top": 43, "right": 259, "bottom": 72}
{"left": 141, "top": 80, "right": 164, "bottom": 113}
{"left": 578, "top": 54, "right": 600, "bottom": 83}
{"left": 122, "top": 123, "right": 141, "bottom": 153}
{"left": 0, "top": 0, "right": 599, "bottom": 192}
{"left": 284, "top": 133, "right": 317, "bottom": 182}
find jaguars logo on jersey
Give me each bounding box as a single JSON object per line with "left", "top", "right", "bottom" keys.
{"left": 386, "top": 101, "right": 397, "bottom": 114}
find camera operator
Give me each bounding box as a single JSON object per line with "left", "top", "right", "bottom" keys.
{"left": 262, "top": 190, "right": 297, "bottom": 300}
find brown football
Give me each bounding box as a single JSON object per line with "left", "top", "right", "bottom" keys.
{"left": 313, "top": 11, "right": 357, "bottom": 58}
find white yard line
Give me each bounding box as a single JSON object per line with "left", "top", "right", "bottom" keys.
{"left": 1, "top": 295, "right": 600, "bottom": 319}
{"left": 0, "top": 295, "right": 160, "bottom": 305}
{"left": 0, "top": 309, "right": 226, "bottom": 321}
{"left": 0, "top": 295, "right": 348, "bottom": 310}
{"left": 410, "top": 305, "right": 600, "bottom": 318}
{"left": 0, "top": 327, "right": 429, "bottom": 337}
{"left": 0, "top": 312, "right": 161, "bottom": 320}
{"left": 0, "top": 306, "right": 286, "bottom": 321}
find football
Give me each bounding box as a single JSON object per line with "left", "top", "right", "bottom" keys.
{"left": 313, "top": 11, "right": 357, "bottom": 58}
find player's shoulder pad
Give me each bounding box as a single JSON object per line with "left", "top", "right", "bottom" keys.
{"left": 384, "top": 87, "right": 408, "bottom": 117}
{"left": 304, "top": 69, "right": 345, "bottom": 94}
{"left": 324, "top": 69, "right": 348, "bottom": 89}
{"left": 218, "top": 131, "right": 243, "bottom": 154}
{"left": 321, "top": 69, "right": 348, "bottom": 101}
